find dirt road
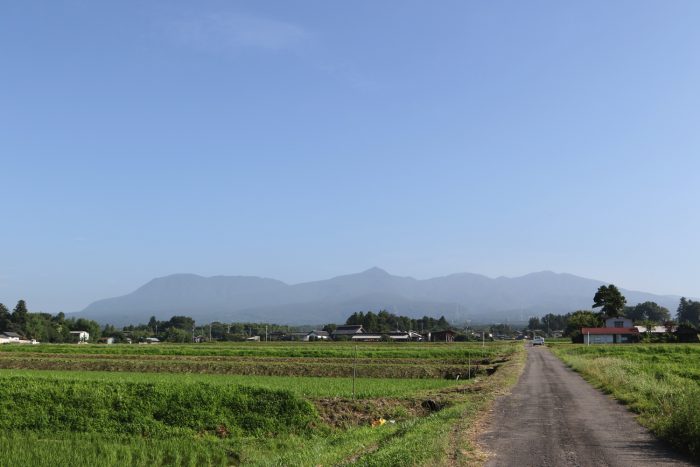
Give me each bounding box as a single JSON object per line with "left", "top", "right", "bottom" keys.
{"left": 478, "top": 346, "right": 696, "bottom": 467}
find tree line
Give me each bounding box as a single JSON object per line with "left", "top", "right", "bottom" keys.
{"left": 344, "top": 310, "right": 449, "bottom": 334}
{"left": 0, "top": 300, "right": 102, "bottom": 343}
{"left": 527, "top": 284, "right": 700, "bottom": 339}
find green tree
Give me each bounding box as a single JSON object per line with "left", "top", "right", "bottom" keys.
{"left": 640, "top": 302, "right": 670, "bottom": 323}
{"left": 0, "top": 304, "right": 11, "bottom": 332}
{"left": 164, "top": 327, "right": 191, "bottom": 343}
{"left": 527, "top": 317, "right": 541, "bottom": 331}
{"left": 147, "top": 316, "right": 159, "bottom": 333}
{"left": 677, "top": 297, "right": 700, "bottom": 327}
{"left": 565, "top": 310, "right": 602, "bottom": 337}
{"left": 167, "top": 316, "right": 195, "bottom": 331}
{"left": 592, "top": 284, "right": 627, "bottom": 317}
{"left": 11, "top": 300, "right": 29, "bottom": 332}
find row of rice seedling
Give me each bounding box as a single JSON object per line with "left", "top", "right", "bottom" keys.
{"left": 0, "top": 341, "right": 518, "bottom": 360}
{"left": 0, "top": 432, "right": 238, "bottom": 467}
{"left": 0, "top": 351, "right": 495, "bottom": 365}
{"left": 0, "top": 376, "right": 316, "bottom": 438}
{"left": 551, "top": 344, "right": 700, "bottom": 460}
{"left": 0, "top": 355, "right": 486, "bottom": 379}
{"left": 0, "top": 370, "right": 459, "bottom": 398}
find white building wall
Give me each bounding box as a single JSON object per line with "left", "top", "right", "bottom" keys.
{"left": 584, "top": 334, "right": 615, "bottom": 344}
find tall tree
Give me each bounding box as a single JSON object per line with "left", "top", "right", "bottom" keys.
{"left": 677, "top": 297, "right": 700, "bottom": 327}
{"left": 565, "top": 310, "right": 602, "bottom": 337}
{"left": 11, "top": 300, "right": 29, "bottom": 331}
{"left": 0, "top": 303, "right": 11, "bottom": 332}
{"left": 528, "top": 316, "right": 541, "bottom": 330}
{"left": 627, "top": 301, "right": 670, "bottom": 323}
{"left": 592, "top": 284, "right": 627, "bottom": 317}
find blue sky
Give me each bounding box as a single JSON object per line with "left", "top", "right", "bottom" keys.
{"left": 2, "top": 0, "right": 699, "bottom": 313}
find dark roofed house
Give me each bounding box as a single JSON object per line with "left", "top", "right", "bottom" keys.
{"left": 332, "top": 325, "right": 365, "bottom": 339}
{"left": 307, "top": 330, "right": 330, "bottom": 340}
{"left": 0, "top": 332, "right": 21, "bottom": 344}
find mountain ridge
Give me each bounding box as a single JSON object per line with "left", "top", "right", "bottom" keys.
{"left": 74, "top": 268, "right": 685, "bottom": 326}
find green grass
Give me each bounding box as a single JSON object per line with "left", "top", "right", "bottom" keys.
{"left": 0, "top": 341, "right": 526, "bottom": 466}
{"left": 0, "top": 376, "right": 316, "bottom": 437}
{"left": 0, "top": 432, "right": 239, "bottom": 467}
{"left": 0, "top": 342, "right": 518, "bottom": 379}
{"left": 551, "top": 344, "right": 700, "bottom": 460}
{"left": 0, "top": 341, "right": 517, "bottom": 359}
{"left": 0, "top": 369, "right": 459, "bottom": 398}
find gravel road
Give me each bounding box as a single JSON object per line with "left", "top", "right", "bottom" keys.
{"left": 478, "top": 345, "right": 696, "bottom": 467}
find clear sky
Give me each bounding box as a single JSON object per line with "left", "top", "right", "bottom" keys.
{"left": 2, "top": 0, "right": 699, "bottom": 313}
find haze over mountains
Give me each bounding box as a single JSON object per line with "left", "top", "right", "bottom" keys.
{"left": 75, "top": 268, "right": 683, "bottom": 326}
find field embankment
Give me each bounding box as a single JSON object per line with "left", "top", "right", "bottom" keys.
{"left": 551, "top": 344, "right": 700, "bottom": 460}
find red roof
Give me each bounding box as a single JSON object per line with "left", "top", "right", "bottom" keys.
{"left": 581, "top": 327, "right": 639, "bottom": 335}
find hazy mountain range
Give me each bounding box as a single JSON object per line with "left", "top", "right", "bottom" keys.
{"left": 73, "top": 268, "right": 684, "bottom": 326}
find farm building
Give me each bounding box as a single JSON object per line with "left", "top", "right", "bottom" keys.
{"left": 635, "top": 325, "right": 676, "bottom": 334}
{"left": 387, "top": 331, "right": 423, "bottom": 341}
{"left": 0, "top": 332, "right": 21, "bottom": 344}
{"left": 306, "top": 330, "right": 330, "bottom": 341}
{"left": 332, "top": 325, "right": 365, "bottom": 339}
{"left": 582, "top": 316, "right": 639, "bottom": 344}
{"left": 69, "top": 330, "right": 90, "bottom": 343}
{"left": 424, "top": 330, "right": 457, "bottom": 342}
{"left": 351, "top": 334, "right": 382, "bottom": 342}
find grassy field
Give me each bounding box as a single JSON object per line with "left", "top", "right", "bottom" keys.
{"left": 0, "top": 341, "right": 525, "bottom": 466}
{"left": 0, "top": 342, "right": 514, "bottom": 379}
{"left": 0, "top": 369, "right": 458, "bottom": 398}
{"left": 550, "top": 343, "right": 700, "bottom": 460}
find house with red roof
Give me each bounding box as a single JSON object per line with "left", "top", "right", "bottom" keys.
{"left": 582, "top": 316, "right": 639, "bottom": 344}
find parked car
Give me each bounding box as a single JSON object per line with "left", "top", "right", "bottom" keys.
{"left": 532, "top": 336, "right": 545, "bottom": 346}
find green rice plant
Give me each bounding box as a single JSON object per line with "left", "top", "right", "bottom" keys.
{"left": 0, "top": 376, "right": 317, "bottom": 437}
{"left": 0, "top": 341, "right": 518, "bottom": 360}
{"left": 0, "top": 370, "right": 458, "bottom": 398}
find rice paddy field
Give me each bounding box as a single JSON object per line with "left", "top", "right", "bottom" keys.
{"left": 550, "top": 343, "right": 700, "bottom": 460}
{"left": 0, "top": 341, "right": 524, "bottom": 466}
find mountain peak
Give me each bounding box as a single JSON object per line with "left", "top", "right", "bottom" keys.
{"left": 361, "top": 267, "right": 390, "bottom": 276}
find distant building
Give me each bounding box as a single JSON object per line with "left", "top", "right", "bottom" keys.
{"left": 634, "top": 325, "right": 676, "bottom": 334}
{"left": 69, "top": 331, "right": 90, "bottom": 343}
{"left": 306, "top": 330, "right": 330, "bottom": 341}
{"left": 387, "top": 331, "right": 422, "bottom": 341}
{"left": 0, "top": 332, "right": 22, "bottom": 344}
{"left": 430, "top": 330, "right": 456, "bottom": 343}
{"left": 582, "top": 316, "right": 639, "bottom": 344}
{"left": 332, "top": 325, "right": 365, "bottom": 339}
{"left": 351, "top": 334, "right": 382, "bottom": 342}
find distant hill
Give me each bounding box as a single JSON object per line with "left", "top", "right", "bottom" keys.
{"left": 74, "top": 268, "right": 683, "bottom": 326}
